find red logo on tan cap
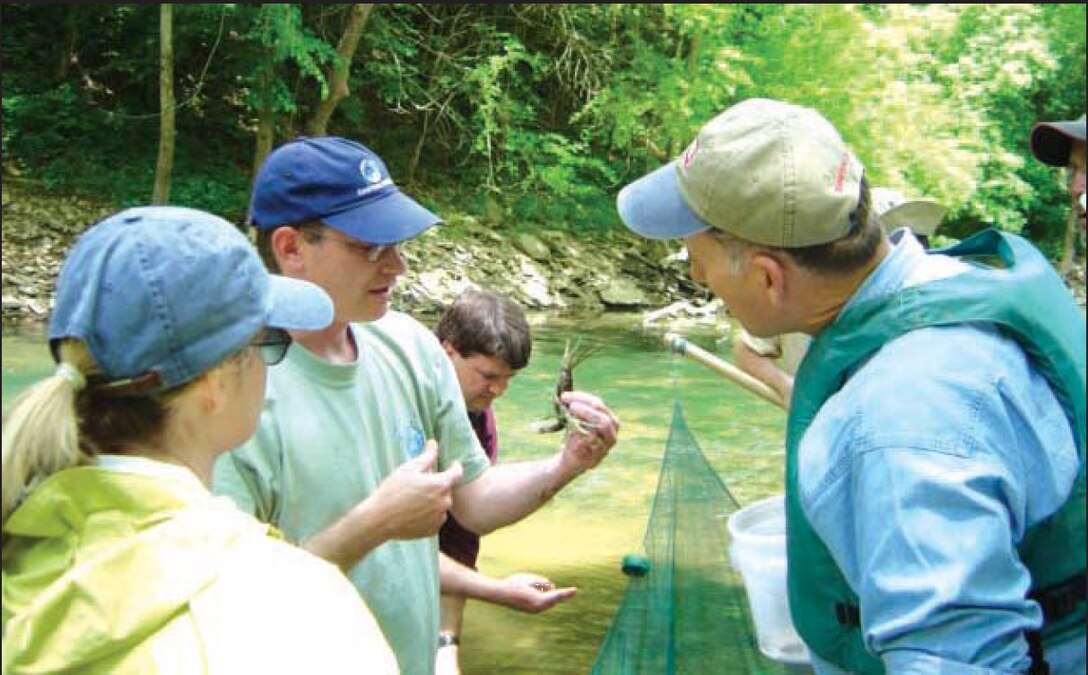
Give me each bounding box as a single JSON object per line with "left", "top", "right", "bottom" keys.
{"left": 682, "top": 140, "right": 700, "bottom": 170}
{"left": 834, "top": 152, "right": 851, "bottom": 193}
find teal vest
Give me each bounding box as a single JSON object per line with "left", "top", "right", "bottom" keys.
{"left": 785, "top": 230, "right": 1087, "bottom": 673}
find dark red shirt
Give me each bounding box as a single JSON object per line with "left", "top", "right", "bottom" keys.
{"left": 438, "top": 408, "right": 498, "bottom": 569}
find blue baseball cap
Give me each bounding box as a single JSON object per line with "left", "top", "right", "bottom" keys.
{"left": 248, "top": 136, "right": 441, "bottom": 245}
{"left": 49, "top": 206, "right": 334, "bottom": 394}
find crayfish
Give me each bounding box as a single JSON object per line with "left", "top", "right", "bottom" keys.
{"left": 530, "top": 336, "right": 602, "bottom": 434}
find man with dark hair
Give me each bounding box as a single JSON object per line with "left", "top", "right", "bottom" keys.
{"left": 617, "top": 98, "right": 1085, "bottom": 673}
{"left": 1030, "top": 113, "right": 1086, "bottom": 236}
{"left": 433, "top": 288, "right": 577, "bottom": 675}
{"left": 213, "top": 137, "right": 619, "bottom": 675}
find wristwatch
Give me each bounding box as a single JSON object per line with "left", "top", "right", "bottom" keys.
{"left": 438, "top": 632, "right": 460, "bottom": 648}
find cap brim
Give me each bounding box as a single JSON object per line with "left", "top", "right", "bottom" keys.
{"left": 1031, "top": 118, "right": 1087, "bottom": 167}
{"left": 265, "top": 275, "right": 334, "bottom": 331}
{"left": 880, "top": 200, "right": 947, "bottom": 236}
{"left": 617, "top": 161, "right": 711, "bottom": 240}
{"left": 322, "top": 189, "right": 441, "bottom": 245}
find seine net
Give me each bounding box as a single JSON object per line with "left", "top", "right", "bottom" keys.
{"left": 591, "top": 403, "right": 797, "bottom": 674}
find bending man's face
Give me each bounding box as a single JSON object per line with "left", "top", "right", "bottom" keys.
{"left": 685, "top": 231, "right": 776, "bottom": 338}
{"left": 444, "top": 345, "right": 518, "bottom": 412}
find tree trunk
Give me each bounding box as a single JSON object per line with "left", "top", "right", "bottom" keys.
{"left": 251, "top": 37, "right": 277, "bottom": 192}
{"left": 253, "top": 111, "right": 275, "bottom": 188}
{"left": 152, "top": 4, "right": 175, "bottom": 205}
{"left": 56, "top": 6, "right": 79, "bottom": 81}
{"left": 407, "top": 109, "right": 432, "bottom": 184}
{"left": 406, "top": 9, "right": 464, "bottom": 184}
{"left": 307, "top": 4, "right": 373, "bottom": 136}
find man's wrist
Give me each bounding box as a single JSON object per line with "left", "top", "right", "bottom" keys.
{"left": 438, "top": 632, "right": 460, "bottom": 648}
{"left": 552, "top": 449, "right": 582, "bottom": 487}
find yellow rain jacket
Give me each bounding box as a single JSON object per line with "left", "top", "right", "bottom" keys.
{"left": 2, "top": 460, "right": 397, "bottom": 674}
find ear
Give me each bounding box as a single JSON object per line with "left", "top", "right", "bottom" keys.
{"left": 270, "top": 226, "right": 306, "bottom": 275}
{"left": 195, "top": 364, "right": 231, "bottom": 416}
{"left": 441, "top": 340, "right": 460, "bottom": 360}
{"left": 749, "top": 251, "right": 788, "bottom": 309}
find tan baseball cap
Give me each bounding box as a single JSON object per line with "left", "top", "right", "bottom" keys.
{"left": 870, "top": 187, "right": 947, "bottom": 237}
{"left": 617, "top": 98, "right": 864, "bottom": 247}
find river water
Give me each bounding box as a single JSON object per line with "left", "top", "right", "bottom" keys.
{"left": 2, "top": 314, "right": 788, "bottom": 673}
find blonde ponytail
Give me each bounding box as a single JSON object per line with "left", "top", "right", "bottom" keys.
{"left": 2, "top": 340, "right": 97, "bottom": 524}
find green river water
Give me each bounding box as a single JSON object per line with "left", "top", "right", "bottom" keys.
{"left": 2, "top": 315, "right": 789, "bottom": 674}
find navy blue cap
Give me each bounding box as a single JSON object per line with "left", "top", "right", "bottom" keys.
{"left": 49, "top": 206, "right": 334, "bottom": 394}
{"left": 248, "top": 136, "right": 441, "bottom": 245}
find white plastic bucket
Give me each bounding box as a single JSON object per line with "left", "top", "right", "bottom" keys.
{"left": 727, "top": 494, "right": 811, "bottom": 666}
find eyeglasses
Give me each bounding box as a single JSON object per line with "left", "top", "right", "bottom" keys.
{"left": 251, "top": 327, "right": 293, "bottom": 366}
{"left": 333, "top": 233, "right": 402, "bottom": 263}
{"left": 359, "top": 242, "right": 401, "bottom": 263}
{"left": 365, "top": 242, "right": 404, "bottom": 263}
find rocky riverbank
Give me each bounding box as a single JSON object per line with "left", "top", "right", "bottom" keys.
{"left": 1, "top": 178, "right": 712, "bottom": 327}
{"left": 3, "top": 178, "right": 1084, "bottom": 329}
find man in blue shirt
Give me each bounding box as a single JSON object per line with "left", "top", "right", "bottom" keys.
{"left": 616, "top": 98, "right": 1086, "bottom": 674}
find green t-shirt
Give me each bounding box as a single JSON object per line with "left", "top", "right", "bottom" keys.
{"left": 213, "top": 311, "right": 490, "bottom": 675}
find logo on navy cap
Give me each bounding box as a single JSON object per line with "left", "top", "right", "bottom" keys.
{"left": 359, "top": 159, "right": 384, "bottom": 185}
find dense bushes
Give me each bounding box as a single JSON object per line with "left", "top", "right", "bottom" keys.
{"left": 2, "top": 4, "right": 1084, "bottom": 255}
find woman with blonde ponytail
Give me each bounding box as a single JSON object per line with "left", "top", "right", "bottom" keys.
{"left": 2, "top": 345, "right": 92, "bottom": 525}
{"left": 2, "top": 206, "right": 398, "bottom": 674}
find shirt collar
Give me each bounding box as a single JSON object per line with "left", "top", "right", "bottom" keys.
{"left": 95, "top": 454, "right": 207, "bottom": 492}
{"left": 845, "top": 229, "right": 927, "bottom": 310}
{"left": 842, "top": 229, "right": 970, "bottom": 317}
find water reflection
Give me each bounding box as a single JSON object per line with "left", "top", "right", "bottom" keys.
{"left": 454, "top": 314, "right": 788, "bottom": 673}
{"left": 1, "top": 315, "right": 789, "bottom": 674}
{"left": 2, "top": 323, "right": 52, "bottom": 414}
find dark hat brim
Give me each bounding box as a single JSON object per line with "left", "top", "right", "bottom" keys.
{"left": 1030, "top": 115, "right": 1087, "bottom": 167}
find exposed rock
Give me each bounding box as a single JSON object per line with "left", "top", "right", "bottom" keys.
{"left": 516, "top": 259, "right": 557, "bottom": 308}
{"left": 599, "top": 278, "right": 650, "bottom": 308}
{"left": 4, "top": 178, "right": 1083, "bottom": 331}
{"left": 0, "top": 179, "right": 686, "bottom": 326}
{"left": 642, "top": 299, "right": 724, "bottom": 325}
{"left": 513, "top": 232, "right": 551, "bottom": 261}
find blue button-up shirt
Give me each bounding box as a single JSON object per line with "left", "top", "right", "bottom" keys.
{"left": 800, "top": 231, "right": 1084, "bottom": 674}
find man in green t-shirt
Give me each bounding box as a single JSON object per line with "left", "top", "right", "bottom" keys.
{"left": 213, "top": 137, "right": 620, "bottom": 675}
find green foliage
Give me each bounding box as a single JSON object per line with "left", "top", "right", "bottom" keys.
{"left": 574, "top": 5, "right": 748, "bottom": 174}
{"left": 241, "top": 4, "right": 337, "bottom": 115}
{"left": 0, "top": 3, "right": 1084, "bottom": 255}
